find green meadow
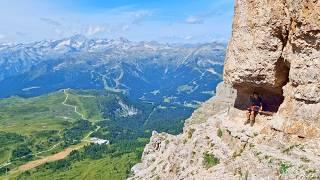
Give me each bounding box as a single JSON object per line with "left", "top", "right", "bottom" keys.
{"left": 0, "top": 92, "right": 77, "bottom": 166}
{"left": 0, "top": 89, "right": 192, "bottom": 180}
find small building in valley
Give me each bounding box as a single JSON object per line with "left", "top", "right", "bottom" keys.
{"left": 90, "top": 137, "right": 110, "bottom": 145}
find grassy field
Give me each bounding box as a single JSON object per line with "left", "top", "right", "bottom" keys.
{"left": 0, "top": 89, "right": 106, "bottom": 168}
{"left": 0, "top": 89, "right": 193, "bottom": 180}
{"left": 0, "top": 91, "right": 78, "bottom": 165}
{"left": 14, "top": 153, "right": 138, "bottom": 180}
{"left": 0, "top": 91, "right": 80, "bottom": 134}
{"left": 64, "top": 89, "right": 105, "bottom": 121}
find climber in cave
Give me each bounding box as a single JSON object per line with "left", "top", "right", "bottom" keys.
{"left": 245, "top": 92, "right": 263, "bottom": 126}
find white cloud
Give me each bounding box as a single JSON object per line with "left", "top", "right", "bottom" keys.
{"left": 40, "top": 17, "right": 62, "bottom": 27}
{"left": 86, "top": 26, "right": 106, "bottom": 36}
{"left": 159, "top": 35, "right": 195, "bottom": 43}
{"left": 121, "top": 25, "right": 130, "bottom": 31}
{"left": 54, "top": 28, "right": 64, "bottom": 36}
{"left": 185, "top": 16, "right": 203, "bottom": 24}
{"left": 185, "top": 36, "right": 193, "bottom": 40}
{"left": 130, "top": 10, "right": 153, "bottom": 24}
{"left": 16, "top": 32, "right": 27, "bottom": 36}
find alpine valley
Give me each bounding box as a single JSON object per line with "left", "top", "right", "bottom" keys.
{"left": 0, "top": 36, "right": 225, "bottom": 179}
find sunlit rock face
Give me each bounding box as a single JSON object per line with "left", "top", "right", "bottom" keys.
{"left": 129, "top": 83, "right": 320, "bottom": 179}
{"left": 224, "top": 0, "right": 320, "bottom": 137}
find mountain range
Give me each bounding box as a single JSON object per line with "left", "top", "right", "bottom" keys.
{"left": 0, "top": 35, "right": 225, "bottom": 107}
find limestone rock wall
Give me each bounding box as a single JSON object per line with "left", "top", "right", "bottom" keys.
{"left": 224, "top": 0, "right": 320, "bottom": 137}
{"left": 129, "top": 83, "right": 320, "bottom": 179}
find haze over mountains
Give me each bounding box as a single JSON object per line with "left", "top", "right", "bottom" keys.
{"left": 0, "top": 35, "right": 225, "bottom": 107}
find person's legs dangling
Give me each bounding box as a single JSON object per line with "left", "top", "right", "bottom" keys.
{"left": 245, "top": 109, "right": 251, "bottom": 125}
{"left": 250, "top": 111, "right": 257, "bottom": 126}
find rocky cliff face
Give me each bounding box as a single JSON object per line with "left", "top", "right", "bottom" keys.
{"left": 130, "top": 83, "right": 320, "bottom": 179}
{"left": 224, "top": 0, "right": 320, "bottom": 137}
{"left": 129, "top": 0, "right": 320, "bottom": 179}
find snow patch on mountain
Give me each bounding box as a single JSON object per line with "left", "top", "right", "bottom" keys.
{"left": 150, "top": 90, "right": 160, "bottom": 95}
{"left": 116, "top": 100, "right": 139, "bottom": 117}
{"left": 207, "top": 68, "right": 220, "bottom": 76}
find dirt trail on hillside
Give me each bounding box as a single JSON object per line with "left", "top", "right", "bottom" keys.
{"left": 4, "top": 93, "right": 102, "bottom": 176}
{"left": 15, "top": 126, "right": 100, "bottom": 173}
{"left": 17, "top": 145, "right": 83, "bottom": 172}
{"left": 62, "top": 89, "right": 87, "bottom": 120}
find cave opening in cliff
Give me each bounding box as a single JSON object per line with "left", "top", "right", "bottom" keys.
{"left": 234, "top": 58, "right": 290, "bottom": 113}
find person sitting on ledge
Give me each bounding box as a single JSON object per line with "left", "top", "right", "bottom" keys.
{"left": 245, "top": 92, "right": 263, "bottom": 126}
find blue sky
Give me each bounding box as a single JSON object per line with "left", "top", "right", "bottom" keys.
{"left": 0, "top": 0, "right": 234, "bottom": 43}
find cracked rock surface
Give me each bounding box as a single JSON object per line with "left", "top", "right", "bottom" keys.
{"left": 224, "top": 0, "right": 320, "bottom": 137}
{"left": 129, "top": 83, "right": 320, "bottom": 179}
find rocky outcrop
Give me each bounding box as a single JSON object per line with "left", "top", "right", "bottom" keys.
{"left": 224, "top": 0, "right": 320, "bottom": 137}
{"left": 129, "top": 0, "right": 320, "bottom": 179}
{"left": 130, "top": 83, "right": 320, "bottom": 179}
